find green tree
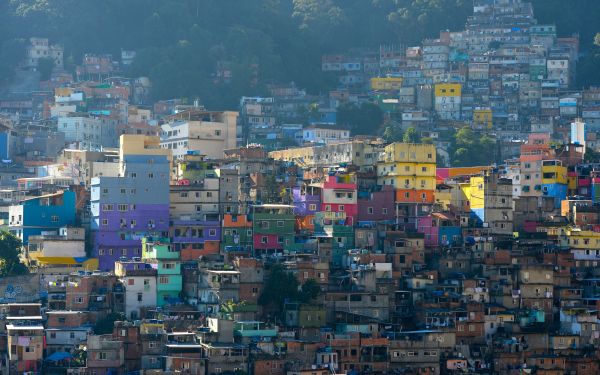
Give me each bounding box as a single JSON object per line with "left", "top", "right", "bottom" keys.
{"left": 37, "top": 56, "right": 54, "bottom": 81}
{"left": 93, "top": 312, "right": 125, "bottom": 334}
{"left": 382, "top": 124, "right": 403, "bottom": 143}
{"left": 299, "top": 279, "right": 321, "bottom": 302}
{"left": 0, "top": 231, "right": 28, "bottom": 277}
{"left": 0, "top": 38, "right": 26, "bottom": 84}
{"left": 403, "top": 127, "right": 421, "bottom": 143}
{"left": 451, "top": 127, "right": 496, "bottom": 167}
{"left": 259, "top": 264, "right": 299, "bottom": 311}
{"left": 337, "top": 102, "right": 384, "bottom": 136}
{"left": 585, "top": 148, "right": 600, "bottom": 163}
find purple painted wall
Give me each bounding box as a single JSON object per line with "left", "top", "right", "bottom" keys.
{"left": 357, "top": 186, "right": 396, "bottom": 222}
{"left": 293, "top": 187, "right": 321, "bottom": 216}
{"left": 95, "top": 203, "right": 169, "bottom": 270}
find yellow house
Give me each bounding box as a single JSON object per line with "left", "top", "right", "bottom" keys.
{"left": 473, "top": 108, "right": 493, "bottom": 129}
{"left": 460, "top": 176, "right": 485, "bottom": 210}
{"left": 370, "top": 77, "right": 403, "bottom": 91}
{"left": 434, "top": 83, "right": 462, "bottom": 97}
{"left": 566, "top": 229, "right": 600, "bottom": 249}
{"left": 377, "top": 143, "right": 437, "bottom": 202}
{"left": 541, "top": 160, "right": 567, "bottom": 184}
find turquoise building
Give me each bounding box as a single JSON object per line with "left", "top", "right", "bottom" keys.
{"left": 142, "top": 237, "right": 182, "bottom": 306}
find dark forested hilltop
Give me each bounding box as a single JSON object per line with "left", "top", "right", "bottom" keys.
{"left": 1, "top": 0, "right": 599, "bottom": 107}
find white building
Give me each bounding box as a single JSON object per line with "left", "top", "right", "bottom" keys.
{"left": 302, "top": 125, "right": 350, "bottom": 145}
{"left": 25, "top": 37, "right": 63, "bottom": 69}
{"left": 115, "top": 261, "right": 158, "bottom": 320}
{"left": 160, "top": 110, "right": 238, "bottom": 160}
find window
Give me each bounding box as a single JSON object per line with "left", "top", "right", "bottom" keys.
{"left": 102, "top": 188, "right": 109, "bottom": 194}
{"left": 309, "top": 204, "right": 317, "bottom": 211}
{"left": 148, "top": 173, "right": 154, "bottom": 178}
{"left": 121, "top": 249, "right": 127, "bottom": 256}
{"left": 118, "top": 204, "right": 128, "bottom": 212}
{"left": 339, "top": 205, "right": 345, "bottom": 211}
{"left": 215, "top": 130, "right": 221, "bottom": 136}
{"left": 159, "top": 276, "right": 169, "bottom": 284}
{"left": 102, "top": 204, "right": 113, "bottom": 211}
{"left": 278, "top": 236, "right": 284, "bottom": 244}
{"left": 325, "top": 205, "right": 331, "bottom": 211}
{"left": 382, "top": 208, "right": 388, "bottom": 214}
{"left": 99, "top": 249, "right": 105, "bottom": 255}
{"left": 368, "top": 207, "right": 373, "bottom": 214}
{"left": 99, "top": 352, "right": 107, "bottom": 360}
{"left": 101, "top": 219, "right": 108, "bottom": 226}
{"left": 207, "top": 192, "right": 213, "bottom": 198}
{"left": 70, "top": 332, "right": 75, "bottom": 339}
{"left": 209, "top": 229, "right": 217, "bottom": 236}
{"left": 130, "top": 172, "right": 137, "bottom": 178}
{"left": 51, "top": 215, "right": 59, "bottom": 222}
{"left": 180, "top": 192, "right": 188, "bottom": 198}
{"left": 25, "top": 346, "right": 35, "bottom": 353}
{"left": 120, "top": 188, "right": 126, "bottom": 194}
{"left": 277, "top": 220, "right": 284, "bottom": 227}
{"left": 164, "top": 263, "right": 175, "bottom": 270}
{"left": 261, "top": 236, "right": 268, "bottom": 244}
{"left": 76, "top": 297, "right": 83, "bottom": 304}
{"left": 137, "top": 293, "right": 143, "bottom": 302}
{"left": 50, "top": 332, "right": 56, "bottom": 339}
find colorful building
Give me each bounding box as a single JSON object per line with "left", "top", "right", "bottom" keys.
{"left": 434, "top": 83, "right": 462, "bottom": 120}
{"left": 9, "top": 190, "right": 77, "bottom": 245}
{"left": 142, "top": 237, "right": 182, "bottom": 306}
{"left": 321, "top": 174, "right": 358, "bottom": 226}
{"left": 91, "top": 135, "right": 171, "bottom": 270}
{"left": 252, "top": 204, "right": 296, "bottom": 256}
{"left": 370, "top": 77, "right": 403, "bottom": 91}
{"left": 378, "top": 142, "right": 437, "bottom": 204}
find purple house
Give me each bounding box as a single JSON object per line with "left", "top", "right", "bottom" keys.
{"left": 357, "top": 185, "right": 396, "bottom": 223}
{"left": 293, "top": 185, "right": 321, "bottom": 216}
{"left": 171, "top": 219, "right": 221, "bottom": 251}
{"left": 91, "top": 154, "right": 170, "bottom": 270}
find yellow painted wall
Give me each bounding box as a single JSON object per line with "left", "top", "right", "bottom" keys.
{"left": 435, "top": 83, "right": 462, "bottom": 97}
{"left": 371, "top": 77, "right": 403, "bottom": 90}
{"left": 567, "top": 230, "right": 600, "bottom": 249}
{"left": 383, "top": 143, "right": 436, "bottom": 164}
{"left": 466, "top": 176, "right": 485, "bottom": 209}
{"left": 473, "top": 109, "right": 493, "bottom": 128}
{"left": 541, "top": 165, "right": 567, "bottom": 184}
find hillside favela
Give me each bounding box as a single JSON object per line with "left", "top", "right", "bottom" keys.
{"left": 3, "top": 0, "right": 600, "bottom": 374}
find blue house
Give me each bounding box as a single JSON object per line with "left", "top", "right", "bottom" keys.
{"left": 9, "top": 191, "right": 77, "bottom": 244}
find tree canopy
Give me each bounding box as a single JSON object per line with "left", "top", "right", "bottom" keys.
{"left": 337, "top": 102, "right": 384, "bottom": 136}
{"left": 1, "top": 1, "right": 599, "bottom": 103}
{"left": 450, "top": 127, "right": 496, "bottom": 167}
{"left": 0, "top": 231, "right": 28, "bottom": 277}
{"left": 259, "top": 264, "right": 322, "bottom": 313}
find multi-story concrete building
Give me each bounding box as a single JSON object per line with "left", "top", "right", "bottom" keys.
{"left": 58, "top": 114, "right": 117, "bottom": 151}
{"left": 91, "top": 135, "right": 171, "bottom": 270}
{"left": 141, "top": 237, "right": 182, "bottom": 306}
{"left": 115, "top": 260, "right": 158, "bottom": 320}
{"left": 160, "top": 109, "right": 238, "bottom": 160}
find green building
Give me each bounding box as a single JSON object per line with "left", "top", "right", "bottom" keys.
{"left": 142, "top": 237, "right": 183, "bottom": 306}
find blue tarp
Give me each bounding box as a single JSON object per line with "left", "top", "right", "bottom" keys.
{"left": 46, "top": 351, "right": 73, "bottom": 362}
